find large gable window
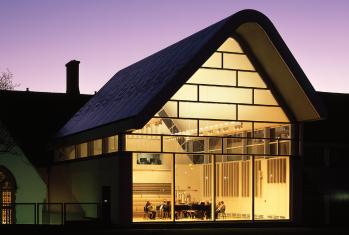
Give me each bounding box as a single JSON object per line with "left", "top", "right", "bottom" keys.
{"left": 130, "top": 37, "right": 293, "bottom": 223}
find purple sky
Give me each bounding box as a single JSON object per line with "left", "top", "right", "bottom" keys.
{"left": 1, "top": 0, "right": 349, "bottom": 94}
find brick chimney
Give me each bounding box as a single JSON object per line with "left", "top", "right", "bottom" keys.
{"left": 66, "top": 60, "right": 80, "bottom": 95}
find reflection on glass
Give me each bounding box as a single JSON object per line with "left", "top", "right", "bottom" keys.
{"left": 132, "top": 153, "right": 173, "bottom": 222}
{"left": 175, "top": 154, "right": 212, "bottom": 221}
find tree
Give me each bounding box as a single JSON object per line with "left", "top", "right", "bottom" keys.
{"left": 0, "top": 121, "right": 16, "bottom": 153}
{"left": 0, "top": 69, "right": 19, "bottom": 153}
{"left": 0, "top": 69, "right": 19, "bottom": 90}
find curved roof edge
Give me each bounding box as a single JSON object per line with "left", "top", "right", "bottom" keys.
{"left": 54, "top": 9, "right": 326, "bottom": 146}
{"left": 233, "top": 10, "right": 326, "bottom": 121}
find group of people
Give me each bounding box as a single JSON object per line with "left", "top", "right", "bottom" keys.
{"left": 144, "top": 200, "right": 171, "bottom": 219}
{"left": 145, "top": 200, "right": 226, "bottom": 220}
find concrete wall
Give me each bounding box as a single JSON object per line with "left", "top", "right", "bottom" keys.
{"left": 48, "top": 153, "right": 132, "bottom": 225}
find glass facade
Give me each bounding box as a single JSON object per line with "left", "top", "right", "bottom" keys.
{"left": 53, "top": 36, "right": 294, "bottom": 223}
{"left": 131, "top": 37, "right": 293, "bottom": 222}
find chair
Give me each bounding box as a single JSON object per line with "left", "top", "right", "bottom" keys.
{"left": 162, "top": 203, "right": 171, "bottom": 219}
{"left": 143, "top": 206, "right": 149, "bottom": 219}
{"left": 218, "top": 208, "right": 226, "bottom": 219}
{"left": 144, "top": 205, "right": 155, "bottom": 219}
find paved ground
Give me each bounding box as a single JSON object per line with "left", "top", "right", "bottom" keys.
{"left": 1, "top": 226, "right": 349, "bottom": 235}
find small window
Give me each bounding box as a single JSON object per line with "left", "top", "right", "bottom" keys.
{"left": 136, "top": 153, "right": 161, "bottom": 165}
{"left": 107, "top": 135, "right": 118, "bottom": 153}
{"left": 54, "top": 146, "right": 75, "bottom": 161}
{"left": 92, "top": 139, "right": 102, "bottom": 156}
{"left": 76, "top": 143, "right": 88, "bottom": 158}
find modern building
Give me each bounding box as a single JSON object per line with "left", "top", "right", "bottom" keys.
{"left": 0, "top": 9, "right": 348, "bottom": 226}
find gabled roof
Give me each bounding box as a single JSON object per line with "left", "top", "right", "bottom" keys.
{"left": 0, "top": 90, "right": 91, "bottom": 165}
{"left": 55, "top": 9, "right": 326, "bottom": 145}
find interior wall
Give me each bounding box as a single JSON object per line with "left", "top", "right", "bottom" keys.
{"left": 254, "top": 158, "right": 290, "bottom": 219}
{"left": 175, "top": 161, "right": 202, "bottom": 203}
{"left": 215, "top": 158, "right": 289, "bottom": 219}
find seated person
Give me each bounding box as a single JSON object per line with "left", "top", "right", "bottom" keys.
{"left": 159, "top": 200, "right": 171, "bottom": 218}
{"left": 144, "top": 201, "right": 156, "bottom": 219}
{"left": 215, "top": 201, "right": 226, "bottom": 218}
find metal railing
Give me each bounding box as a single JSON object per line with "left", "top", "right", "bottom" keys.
{"left": 1, "top": 202, "right": 106, "bottom": 225}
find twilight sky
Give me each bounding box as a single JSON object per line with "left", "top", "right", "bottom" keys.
{"left": 1, "top": 0, "right": 348, "bottom": 94}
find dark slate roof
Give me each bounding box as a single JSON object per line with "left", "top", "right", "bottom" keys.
{"left": 56, "top": 15, "right": 229, "bottom": 140}
{"left": 56, "top": 9, "right": 325, "bottom": 143}
{"left": 0, "top": 90, "right": 91, "bottom": 166}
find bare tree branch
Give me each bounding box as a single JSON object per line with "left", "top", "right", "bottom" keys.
{"left": 0, "top": 69, "right": 19, "bottom": 153}
{"left": 0, "top": 69, "right": 20, "bottom": 90}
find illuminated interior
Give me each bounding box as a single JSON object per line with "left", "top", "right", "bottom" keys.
{"left": 1, "top": 191, "right": 12, "bottom": 224}
{"left": 130, "top": 37, "right": 292, "bottom": 222}
{"left": 0, "top": 168, "right": 15, "bottom": 224}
